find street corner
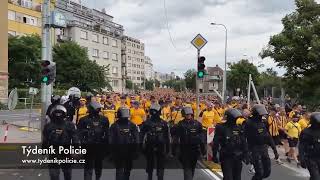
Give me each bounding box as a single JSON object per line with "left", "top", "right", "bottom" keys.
{"left": 202, "top": 160, "right": 222, "bottom": 172}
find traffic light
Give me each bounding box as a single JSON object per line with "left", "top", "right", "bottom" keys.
{"left": 197, "top": 56, "right": 206, "bottom": 78}
{"left": 41, "top": 60, "right": 56, "bottom": 85}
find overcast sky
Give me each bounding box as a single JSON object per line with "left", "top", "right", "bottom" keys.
{"left": 80, "top": 0, "right": 315, "bottom": 76}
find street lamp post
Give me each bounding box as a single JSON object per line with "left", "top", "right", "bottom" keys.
{"left": 210, "top": 23, "right": 228, "bottom": 103}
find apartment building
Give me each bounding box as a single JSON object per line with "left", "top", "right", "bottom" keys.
{"left": 8, "top": 0, "right": 43, "bottom": 36}
{"left": 144, "top": 56, "right": 154, "bottom": 80}
{"left": 124, "top": 36, "right": 145, "bottom": 88}
{"left": 55, "top": 0, "right": 124, "bottom": 92}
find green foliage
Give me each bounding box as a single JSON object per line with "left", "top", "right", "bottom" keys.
{"left": 8, "top": 34, "right": 41, "bottom": 89}
{"left": 53, "top": 41, "right": 111, "bottom": 92}
{"left": 257, "top": 68, "right": 282, "bottom": 97}
{"left": 145, "top": 79, "right": 154, "bottom": 91}
{"left": 155, "top": 79, "right": 161, "bottom": 88}
{"left": 260, "top": 0, "right": 320, "bottom": 108}
{"left": 227, "top": 59, "right": 260, "bottom": 94}
{"left": 163, "top": 79, "right": 185, "bottom": 92}
{"left": 126, "top": 80, "right": 133, "bottom": 90}
{"left": 184, "top": 69, "right": 196, "bottom": 91}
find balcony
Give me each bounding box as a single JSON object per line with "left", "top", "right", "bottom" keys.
{"left": 207, "top": 75, "right": 222, "bottom": 81}
{"left": 9, "top": 0, "right": 42, "bottom": 12}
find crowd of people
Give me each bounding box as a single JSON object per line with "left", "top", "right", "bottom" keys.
{"left": 43, "top": 88, "right": 319, "bottom": 180}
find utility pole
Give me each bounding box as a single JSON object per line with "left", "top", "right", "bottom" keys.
{"left": 40, "top": 0, "right": 52, "bottom": 140}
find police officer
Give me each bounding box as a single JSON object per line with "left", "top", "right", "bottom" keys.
{"left": 64, "top": 94, "right": 81, "bottom": 122}
{"left": 47, "top": 95, "right": 61, "bottom": 119}
{"left": 212, "top": 108, "right": 249, "bottom": 180}
{"left": 42, "top": 105, "right": 79, "bottom": 180}
{"left": 77, "top": 102, "right": 109, "bottom": 180}
{"left": 299, "top": 112, "right": 320, "bottom": 180}
{"left": 109, "top": 107, "right": 139, "bottom": 180}
{"left": 140, "top": 104, "right": 170, "bottom": 180}
{"left": 172, "top": 106, "right": 205, "bottom": 180}
{"left": 244, "top": 104, "right": 279, "bottom": 180}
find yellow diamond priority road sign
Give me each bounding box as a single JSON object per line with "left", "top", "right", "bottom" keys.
{"left": 191, "top": 34, "right": 208, "bottom": 50}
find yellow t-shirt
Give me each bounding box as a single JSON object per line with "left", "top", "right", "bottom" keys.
{"left": 77, "top": 106, "right": 88, "bottom": 124}
{"left": 202, "top": 110, "right": 215, "bottom": 128}
{"left": 130, "top": 108, "right": 146, "bottom": 125}
{"left": 102, "top": 105, "right": 116, "bottom": 125}
{"left": 285, "top": 121, "right": 301, "bottom": 139}
{"left": 213, "top": 108, "right": 223, "bottom": 124}
{"left": 161, "top": 106, "right": 171, "bottom": 121}
{"left": 268, "top": 116, "right": 279, "bottom": 137}
{"left": 171, "top": 107, "right": 184, "bottom": 124}
{"left": 236, "top": 117, "right": 246, "bottom": 125}
{"left": 298, "top": 118, "right": 309, "bottom": 131}
{"left": 278, "top": 115, "right": 288, "bottom": 129}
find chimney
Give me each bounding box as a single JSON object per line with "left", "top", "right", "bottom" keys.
{"left": 102, "top": 8, "right": 106, "bottom": 14}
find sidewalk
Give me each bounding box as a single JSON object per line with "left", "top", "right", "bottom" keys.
{"left": 0, "top": 124, "right": 41, "bottom": 143}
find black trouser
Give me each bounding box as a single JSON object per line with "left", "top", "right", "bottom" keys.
{"left": 220, "top": 156, "right": 242, "bottom": 180}
{"left": 84, "top": 152, "right": 104, "bottom": 180}
{"left": 115, "top": 155, "right": 133, "bottom": 180}
{"left": 306, "top": 158, "right": 320, "bottom": 180}
{"left": 145, "top": 147, "right": 165, "bottom": 180}
{"left": 49, "top": 163, "right": 72, "bottom": 180}
{"left": 180, "top": 151, "right": 199, "bottom": 180}
{"left": 251, "top": 146, "right": 271, "bottom": 180}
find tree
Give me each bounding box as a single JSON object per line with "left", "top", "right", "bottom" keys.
{"left": 8, "top": 34, "right": 41, "bottom": 88}
{"left": 163, "top": 79, "right": 185, "bottom": 92}
{"left": 126, "top": 80, "right": 133, "bottom": 90}
{"left": 155, "top": 79, "right": 161, "bottom": 88}
{"left": 260, "top": 0, "right": 320, "bottom": 109}
{"left": 184, "top": 69, "right": 196, "bottom": 91}
{"left": 145, "top": 79, "right": 155, "bottom": 91}
{"left": 257, "top": 68, "right": 282, "bottom": 98}
{"left": 53, "top": 41, "right": 110, "bottom": 92}
{"left": 227, "top": 59, "right": 260, "bottom": 95}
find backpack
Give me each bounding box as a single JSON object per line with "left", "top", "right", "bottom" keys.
{"left": 222, "top": 126, "right": 243, "bottom": 154}
{"left": 115, "top": 122, "right": 135, "bottom": 144}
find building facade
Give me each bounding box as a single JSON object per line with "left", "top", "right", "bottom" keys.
{"left": 56, "top": 0, "right": 124, "bottom": 92}
{"left": 8, "top": 0, "right": 42, "bottom": 36}
{"left": 144, "top": 56, "right": 154, "bottom": 80}
{"left": 154, "top": 71, "right": 175, "bottom": 87}
{"left": 0, "top": 0, "right": 8, "bottom": 103}
{"left": 123, "top": 36, "right": 145, "bottom": 88}
{"left": 199, "top": 65, "right": 223, "bottom": 94}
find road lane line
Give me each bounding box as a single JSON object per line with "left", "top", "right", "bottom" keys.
{"left": 198, "top": 162, "right": 222, "bottom": 180}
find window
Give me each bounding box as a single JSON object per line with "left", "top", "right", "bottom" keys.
{"left": 137, "top": 58, "right": 139, "bottom": 62}
{"left": 127, "top": 42, "right": 131, "bottom": 46}
{"left": 112, "top": 67, "right": 118, "bottom": 74}
{"left": 128, "top": 49, "right": 131, "bottom": 53}
{"left": 103, "top": 51, "right": 109, "bottom": 59}
{"left": 133, "top": 64, "right": 136, "bottom": 68}
{"left": 92, "top": 34, "right": 99, "bottom": 42}
{"left": 128, "top": 70, "right": 131, "bottom": 73}
{"left": 8, "top": 31, "right": 16, "bottom": 36}
{"left": 112, "top": 53, "right": 118, "bottom": 61}
{"left": 137, "top": 45, "right": 140, "bottom": 49}
{"left": 80, "top": 31, "right": 88, "bottom": 40}
{"left": 138, "top": 65, "right": 140, "bottom": 68}
{"left": 128, "top": 56, "right": 131, "bottom": 60}
{"left": 112, "top": 80, "right": 119, "bottom": 87}
{"left": 93, "top": 49, "right": 99, "bottom": 57}
{"left": 137, "top": 77, "right": 140, "bottom": 80}
{"left": 128, "top": 63, "right": 131, "bottom": 67}
{"left": 21, "top": 0, "right": 32, "bottom": 9}
{"left": 8, "top": 11, "right": 15, "bottom": 21}
{"left": 133, "top": 71, "right": 136, "bottom": 74}
{"left": 112, "top": 39, "right": 117, "bottom": 47}
{"left": 137, "top": 71, "right": 140, "bottom": 75}
{"left": 103, "top": 37, "right": 108, "bottom": 45}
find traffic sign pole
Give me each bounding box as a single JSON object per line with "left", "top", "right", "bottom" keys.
{"left": 196, "top": 50, "right": 200, "bottom": 120}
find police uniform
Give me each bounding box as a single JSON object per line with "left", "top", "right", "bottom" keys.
{"left": 299, "top": 112, "right": 320, "bottom": 180}
{"left": 140, "top": 104, "right": 170, "bottom": 180}
{"left": 212, "top": 108, "right": 249, "bottom": 180}
{"left": 77, "top": 102, "right": 109, "bottom": 180}
{"left": 244, "top": 105, "right": 279, "bottom": 180}
{"left": 43, "top": 105, "right": 80, "bottom": 180}
{"left": 171, "top": 107, "right": 205, "bottom": 180}
{"left": 110, "top": 108, "right": 139, "bottom": 180}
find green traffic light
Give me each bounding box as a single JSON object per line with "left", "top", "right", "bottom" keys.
{"left": 42, "top": 76, "right": 48, "bottom": 83}
{"left": 198, "top": 71, "right": 204, "bottom": 78}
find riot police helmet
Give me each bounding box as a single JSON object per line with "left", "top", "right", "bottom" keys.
{"left": 224, "top": 108, "right": 243, "bottom": 124}
{"left": 251, "top": 104, "right": 268, "bottom": 116}
{"left": 117, "top": 107, "right": 130, "bottom": 119}
{"left": 150, "top": 103, "right": 161, "bottom": 116}
{"left": 51, "top": 95, "right": 61, "bottom": 104}
{"left": 88, "top": 101, "right": 103, "bottom": 115}
{"left": 310, "top": 112, "right": 320, "bottom": 127}
{"left": 50, "top": 105, "right": 67, "bottom": 121}
{"left": 181, "top": 106, "right": 194, "bottom": 117}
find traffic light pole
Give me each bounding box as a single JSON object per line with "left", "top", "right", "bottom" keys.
{"left": 196, "top": 50, "right": 200, "bottom": 120}
{"left": 40, "top": 0, "right": 52, "bottom": 141}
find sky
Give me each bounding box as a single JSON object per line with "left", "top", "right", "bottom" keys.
{"left": 78, "top": 0, "right": 315, "bottom": 76}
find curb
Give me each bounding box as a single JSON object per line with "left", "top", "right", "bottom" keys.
{"left": 198, "top": 161, "right": 223, "bottom": 179}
